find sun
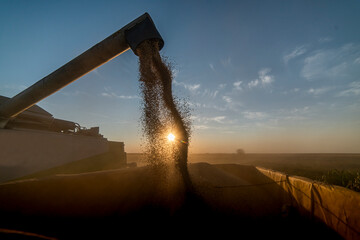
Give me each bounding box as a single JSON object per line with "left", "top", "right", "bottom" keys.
{"left": 167, "top": 133, "right": 175, "bottom": 142}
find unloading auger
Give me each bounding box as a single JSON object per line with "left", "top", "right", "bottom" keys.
{"left": 0, "top": 12, "right": 164, "bottom": 130}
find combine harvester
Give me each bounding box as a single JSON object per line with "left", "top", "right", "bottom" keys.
{"left": 0, "top": 13, "right": 359, "bottom": 239}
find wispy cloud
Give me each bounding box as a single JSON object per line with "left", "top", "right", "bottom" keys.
{"left": 189, "top": 102, "right": 227, "bottom": 111}
{"left": 221, "top": 57, "right": 232, "bottom": 67}
{"left": 223, "top": 97, "right": 243, "bottom": 112}
{"left": 200, "top": 83, "right": 229, "bottom": 98}
{"left": 193, "top": 125, "right": 211, "bottom": 130}
{"left": 248, "top": 68, "right": 274, "bottom": 89}
{"left": 218, "top": 83, "right": 227, "bottom": 89}
{"left": 288, "top": 106, "right": 310, "bottom": 116}
{"left": 173, "top": 80, "right": 201, "bottom": 92}
{"left": 259, "top": 68, "right": 274, "bottom": 85}
{"left": 61, "top": 90, "right": 88, "bottom": 96}
{"left": 248, "top": 79, "right": 260, "bottom": 88}
{"left": 318, "top": 37, "right": 332, "bottom": 43}
{"left": 283, "top": 88, "right": 300, "bottom": 95}
{"left": 222, "top": 96, "right": 232, "bottom": 103}
{"left": 266, "top": 107, "right": 311, "bottom": 123}
{"left": 242, "top": 111, "right": 267, "bottom": 120}
{"left": 210, "top": 116, "right": 226, "bottom": 123}
{"left": 209, "top": 63, "right": 215, "bottom": 72}
{"left": 233, "top": 81, "right": 243, "bottom": 90}
{"left": 101, "top": 87, "right": 139, "bottom": 99}
{"left": 302, "top": 43, "right": 360, "bottom": 81}
{"left": 307, "top": 86, "right": 333, "bottom": 96}
{"left": 280, "top": 106, "right": 312, "bottom": 122}
{"left": 336, "top": 81, "right": 360, "bottom": 97}
{"left": 354, "top": 57, "right": 360, "bottom": 64}
{"left": 187, "top": 84, "right": 201, "bottom": 91}
{"left": 91, "top": 68, "right": 103, "bottom": 79}
{"left": 191, "top": 115, "right": 227, "bottom": 124}
{"left": 284, "top": 45, "right": 307, "bottom": 64}
{"left": 202, "top": 89, "right": 218, "bottom": 98}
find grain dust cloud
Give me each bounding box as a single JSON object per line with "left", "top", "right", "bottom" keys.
{"left": 137, "top": 40, "right": 193, "bottom": 191}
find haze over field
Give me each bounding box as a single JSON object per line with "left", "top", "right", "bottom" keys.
{"left": 0, "top": 0, "right": 359, "bottom": 153}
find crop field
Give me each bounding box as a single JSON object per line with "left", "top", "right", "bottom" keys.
{"left": 128, "top": 153, "right": 360, "bottom": 192}
{"left": 16, "top": 153, "right": 360, "bottom": 192}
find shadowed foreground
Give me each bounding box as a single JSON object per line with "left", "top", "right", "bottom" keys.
{"left": 0, "top": 163, "right": 342, "bottom": 239}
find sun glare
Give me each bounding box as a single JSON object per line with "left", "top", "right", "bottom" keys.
{"left": 167, "top": 133, "right": 175, "bottom": 142}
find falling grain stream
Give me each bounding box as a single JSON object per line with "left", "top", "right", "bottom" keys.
{"left": 137, "top": 40, "right": 193, "bottom": 191}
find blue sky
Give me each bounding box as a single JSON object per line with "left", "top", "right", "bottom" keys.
{"left": 1, "top": 0, "right": 360, "bottom": 153}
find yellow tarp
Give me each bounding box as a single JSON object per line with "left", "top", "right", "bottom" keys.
{"left": 258, "top": 167, "right": 360, "bottom": 240}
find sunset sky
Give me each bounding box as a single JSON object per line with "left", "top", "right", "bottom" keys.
{"left": 1, "top": 0, "right": 359, "bottom": 153}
